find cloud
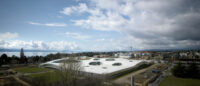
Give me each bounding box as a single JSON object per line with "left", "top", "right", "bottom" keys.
{"left": 29, "top": 22, "right": 67, "bottom": 27}
{"left": 0, "top": 32, "right": 18, "bottom": 40}
{"left": 96, "top": 38, "right": 105, "bottom": 42}
{"left": 61, "top": 0, "right": 200, "bottom": 50}
{"left": 0, "top": 40, "right": 78, "bottom": 50}
{"left": 60, "top": 3, "right": 88, "bottom": 15}
{"left": 66, "top": 32, "right": 90, "bottom": 40}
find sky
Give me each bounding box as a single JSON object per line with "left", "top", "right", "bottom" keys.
{"left": 0, "top": 0, "right": 200, "bottom": 51}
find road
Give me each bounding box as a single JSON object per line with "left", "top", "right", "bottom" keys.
{"left": 13, "top": 75, "right": 32, "bottom": 86}
{"left": 113, "top": 64, "right": 158, "bottom": 86}
{"left": 148, "top": 64, "right": 172, "bottom": 86}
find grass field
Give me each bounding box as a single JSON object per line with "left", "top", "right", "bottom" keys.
{"left": 28, "top": 71, "right": 62, "bottom": 83}
{"left": 13, "top": 66, "right": 52, "bottom": 73}
{"left": 159, "top": 75, "right": 200, "bottom": 86}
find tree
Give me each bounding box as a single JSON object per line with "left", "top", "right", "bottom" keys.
{"left": 186, "top": 63, "right": 200, "bottom": 78}
{"left": 20, "top": 48, "right": 25, "bottom": 58}
{"left": 0, "top": 53, "right": 9, "bottom": 65}
{"left": 11, "top": 55, "right": 20, "bottom": 64}
{"left": 0, "top": 56, "right": 1, "bottom": 66}
{"left": 33, "top": 56, "right": 40, "bottom": 63}
{"left": 0, "top": 54, "right": 2, "bottom": 66}
{"left": 20, "top": 48, "right": 27, "bottom": 64}
{"left": 58, "top": 57, "right": 83, "bottom": 86}
{"left": 171, "top": 62, "right": 186, "bottom": 77}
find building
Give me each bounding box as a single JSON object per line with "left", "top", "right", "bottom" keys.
{"left": 114, "top": 53, "right": 131, "bottom": 59}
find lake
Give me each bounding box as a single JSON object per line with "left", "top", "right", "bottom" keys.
{"left": 0, "top": 52, "right": 58, "bottom": 57}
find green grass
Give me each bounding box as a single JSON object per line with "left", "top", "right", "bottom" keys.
{"left": 13, "top": 67, "right": 52, "bottom": 73}
{"left": 28, "top": 71, "right": 62, "bottom": 83}
{"left": 159, "top": 75, "right": 200, "bottom": 86}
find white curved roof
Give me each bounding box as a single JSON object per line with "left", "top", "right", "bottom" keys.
{"left": 40, "top": 58, "right": 146, "bottom": 74}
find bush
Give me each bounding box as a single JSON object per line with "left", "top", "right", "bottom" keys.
{"left": 23, "top": 72, "right": 108, "bottom": 86}
{"left": 172, "top": 62, "right": 200, "bottom": 79}
{"left": 186, "top": 63, "right": 200, "bottom": 78}
{"left": 171, "top": 62, "right": 186, "bottom": 77}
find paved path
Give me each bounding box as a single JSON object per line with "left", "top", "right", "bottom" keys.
{"left": 148, "top": 64, "right": 172, "bottom": 86}
{"left": 22, "top": 70, "right": 54, "bottom": 76}
{"left": 13, "top": 75, "right": 32, "bottom": 86}
{"left": 113, "top": 64, "right": 158, "bottom": 85}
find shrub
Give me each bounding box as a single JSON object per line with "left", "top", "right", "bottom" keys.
{"left": 186, "top": 63, "right": 200, "bottom": 78}
{"left": 172, "top": 62, "right": 200, "bottom": 79}
{"left": 171, "top": 62, "right": 186, "bottom": 77}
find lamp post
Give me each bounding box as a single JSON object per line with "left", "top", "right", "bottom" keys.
{"left": 131, "top": 75, "right": 134, "bottom": 86}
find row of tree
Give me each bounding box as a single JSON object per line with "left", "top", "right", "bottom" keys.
{"left": 0, "top": 48, "right": 28, "bottom": 66}
{"left": 171, "top": 62, "right": 200, "bottom": 79}
{"left": 0, "top": 48, "right": 118, "bottom": 66}
{"left": 0, "top": 53, "right": 63, "bottom": 66}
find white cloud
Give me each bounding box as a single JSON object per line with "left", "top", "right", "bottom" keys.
{"left": 0, "top": 32, "right": 18, "bottom": 40}
{"left": 44, "top": 23, "right": 66, "bottom": 27}
{"left": 96, "top": 38, "right": 105, "bottom": 42}
{"left": 72, "top": 12, "right": 128, "bottom": 31}
{"left": 60, "top": 0, "right": 200, "bottom": 50}
{"left": 29, "top": 22, "right": 67, "bottom": 27}
{"left": 60, "top": 3, "right": 88, "bottom": 15}
{"left": 0, "top": 40, "right": 78, "bottom": 50}
{"left": 29, "top": 22, "right": 41, "bottom": 25}
{"left": 57, "top": 16, "right": 63, "bottom": 18}
{"left": 66, "top": 32, "right": 90, "bottom": 40}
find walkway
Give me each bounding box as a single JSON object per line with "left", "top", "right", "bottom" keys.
{"left": 113, "top": 64, "right": 158, "bottom": 85}
{"left": 13, "top": 75, "right": 32, "bottom": 86}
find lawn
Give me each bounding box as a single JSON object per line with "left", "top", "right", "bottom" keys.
{"left": 28, "top": 71, "right": 62, "bottom": 83}
{"left": 13, "top": 66, "right": 52, "bottom": 73}
{"left": 159, "top": 75, "right": 200, "bottom": 86}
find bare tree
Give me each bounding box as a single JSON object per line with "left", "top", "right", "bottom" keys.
{"left": 58, "top": 57, "right": 83, "bottom": 86}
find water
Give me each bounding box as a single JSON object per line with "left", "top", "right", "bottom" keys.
{"left": 0, "top": 52, "right": 58, "bottom": 57}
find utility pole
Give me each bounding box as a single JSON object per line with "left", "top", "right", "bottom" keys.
{"left": 131, "top": 75, "right": 134, "bottom": 86}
